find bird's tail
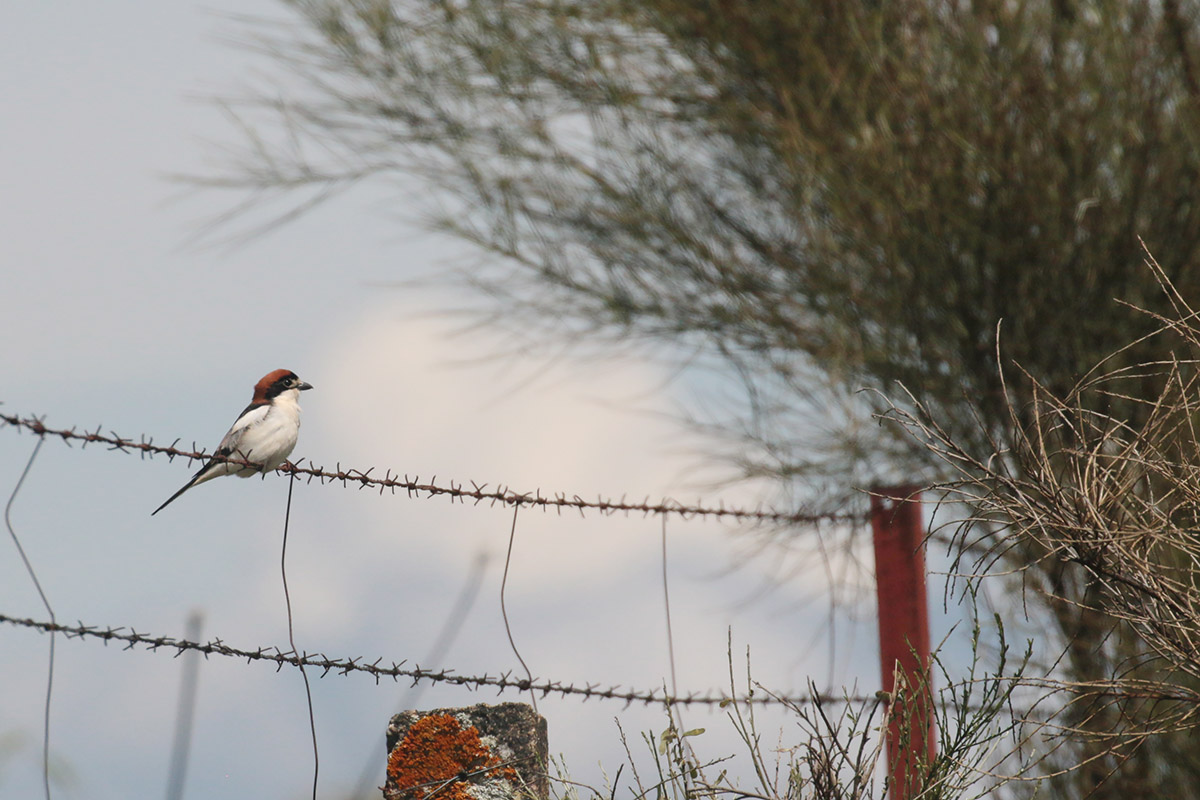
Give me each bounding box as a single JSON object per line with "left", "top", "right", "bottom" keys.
{"left": 151, "top": 468, "right": 208, "bottom": 516}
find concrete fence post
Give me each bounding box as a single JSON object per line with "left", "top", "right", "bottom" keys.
{"left": 384, "top": 703, "right": 548, "bottom": 800}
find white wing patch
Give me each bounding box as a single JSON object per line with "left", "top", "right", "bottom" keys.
{"left": 215, "top": 403, "right": 273, "bottom": 460}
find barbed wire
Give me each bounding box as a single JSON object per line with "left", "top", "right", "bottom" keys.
{"left": 6, "top": 613, "right": 1191, "bottom": 719}
{"left": 0, "top": 412, "right": 864, "bottom": 526}
{"left": 0, "top": 613, "right": 851, "bottom": 708}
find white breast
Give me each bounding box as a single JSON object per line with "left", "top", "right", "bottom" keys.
{"left": 231, "top": 391, "right": 303, "bottom": 475}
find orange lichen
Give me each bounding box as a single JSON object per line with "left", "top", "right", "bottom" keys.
{"left": 386, "top": 714, "right": 519, "bottom": 800}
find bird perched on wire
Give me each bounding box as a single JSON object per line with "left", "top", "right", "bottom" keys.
{"left": 152, "top": 369, "right": 313, "bottom": 515}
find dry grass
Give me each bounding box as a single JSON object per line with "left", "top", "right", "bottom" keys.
{"left": 885, "top": 249, "right": 1200, "bottom": 767}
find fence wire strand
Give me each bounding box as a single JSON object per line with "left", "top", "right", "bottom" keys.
{"left": 0, "top": 612, "right": 847, "bottom": 708}
{"left": 0, "top": 412, "right": 863, "bottom": 526}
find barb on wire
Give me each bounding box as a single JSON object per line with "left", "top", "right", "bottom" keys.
{"left": 0, "top": 413, "right": 864, "bottom": 526}
{"left": 0, "top": 612, "right": 849, "bottom": 709}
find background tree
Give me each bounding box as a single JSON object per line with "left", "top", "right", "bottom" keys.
{"left": 212, "top": 1, "right": 1200, "bottom": 795}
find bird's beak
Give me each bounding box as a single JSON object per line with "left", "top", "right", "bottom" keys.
{"left": 298, "top": 381, "right": 314, "bottom": 391}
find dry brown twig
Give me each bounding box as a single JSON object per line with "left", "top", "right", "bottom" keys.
{"left": 881, "top": 249, "right": 1200, "bottom": 769}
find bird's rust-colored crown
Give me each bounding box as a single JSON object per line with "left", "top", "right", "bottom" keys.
{"left": 252, "top": 369, "right": 299, "bottom": 402}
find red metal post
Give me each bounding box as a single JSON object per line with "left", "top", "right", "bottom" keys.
{"left": 870, "top": 486, "right": 934, "bottom": 799}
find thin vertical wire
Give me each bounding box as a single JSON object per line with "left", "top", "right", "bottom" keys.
{"left": 5, "top": 435, "right": 52, "bottom": 800}
{"left": 500, "top": 506, "right": 537, "bottom": 715}
{"left": 282, "top": 474, "right": 319, "bottom": 800}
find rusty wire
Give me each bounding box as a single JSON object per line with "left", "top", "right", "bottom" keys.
{"left": 3, "top": 613, "right": 1187, "bottom": 724}
{"left": 0, "top": 412, "right": 863, "bottom": 526}
{"left": 0, "top": 613, "right": 845, "bottom": 708}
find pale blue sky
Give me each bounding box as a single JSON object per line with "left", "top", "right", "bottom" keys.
{"left": 0, "top": 4, "right": 933, "bottom": 799}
